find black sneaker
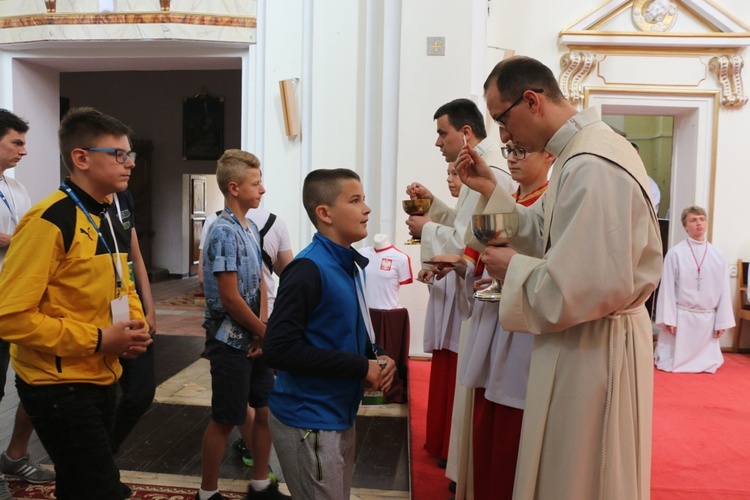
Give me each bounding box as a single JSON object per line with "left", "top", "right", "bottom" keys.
{"left": 232, "top": 437, "right": 248, "bottom": 455}
{"left": 245, "top": 480, "right": 291, "bottom": 499}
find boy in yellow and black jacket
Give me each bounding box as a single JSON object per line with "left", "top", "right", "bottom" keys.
{"left": 0, "top": 107, "right": 152, "bottom": 500}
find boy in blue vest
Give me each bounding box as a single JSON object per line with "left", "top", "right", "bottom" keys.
{"left": 264, "top": 168, "right": 396, "bottom": 499}
{"left": 197, "top": 150, "right": 289, "bottom": 500}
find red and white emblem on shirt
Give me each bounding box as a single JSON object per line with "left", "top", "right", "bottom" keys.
{"left": 380, "top": 258, "right": 393, "bottom": 271}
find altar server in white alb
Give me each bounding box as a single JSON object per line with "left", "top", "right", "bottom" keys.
{"left": 654, "top": 205, "right": 734, "bottom": 374}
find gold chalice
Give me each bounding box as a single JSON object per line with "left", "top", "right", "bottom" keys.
{"left": 402, "top": 199, "right": 431, "bottom": 245}
{"left": 471, "top": 212, "right": 519, "bottom": 302}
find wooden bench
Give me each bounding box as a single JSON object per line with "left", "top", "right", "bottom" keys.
{"left": 735, "top": 259, "right": 750, "bottom": 352}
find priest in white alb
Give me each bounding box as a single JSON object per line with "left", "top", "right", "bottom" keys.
{"left": 654, "top": 205, "right": 734, "bottom": 374}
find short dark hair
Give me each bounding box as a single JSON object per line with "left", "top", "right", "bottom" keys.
{"left": 0, "top": 109, "right": 29, "bottom": 138}
{"left": 58, "top": 107, "right": 133, "bottom": 172}
{"left": 433, "top": 98, "right": 487, "bottom": 140}
{"left": 484, "top": 56, "right": 566, "bottom": 105}
{"left": 302, "top": 168, "right": 360, "bottom": 227}
{"left": 216, "top": 149, "right": 261, "bottom": 196}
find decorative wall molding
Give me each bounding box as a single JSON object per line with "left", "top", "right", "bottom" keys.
{"left": 708, "top": 55, "right": 747, "bottom": 106}
{"left": 559, "top": 52, "right": 597, "bottom": 103}
{"left": 0, "top": 12, "right": 255, "bottom": 30}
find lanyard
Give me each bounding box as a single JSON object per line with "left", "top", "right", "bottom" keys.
{"left": 0, "top": 178, "right": 17, "bottom": 225}
{"left": 354, "top": 263, "right": 376, "bottom": 344}
{"left": 113, "top": 193, "right": 124, "bottom": 224}
{"left": 61, "top": 182, "right": 124, "bottom": 289}
{"left": 224, "top": 206, "right": 260, "bottom": 251}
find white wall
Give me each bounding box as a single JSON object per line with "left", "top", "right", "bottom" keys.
{"left": 10, "top": 60, "right": 60, "bottom": 203}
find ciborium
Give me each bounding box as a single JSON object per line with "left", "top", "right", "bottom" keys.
{"left": 402, "top": 199, "right": 431, "bottom": 245}
{"left": 471, "top": 212, "right": 519, "bottom": 301}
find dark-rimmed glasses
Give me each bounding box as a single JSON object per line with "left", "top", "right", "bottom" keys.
{"left": 493, "top": 88, "right": 544, "bottom": 129}
{"left": 501, "top": 146, "right": 527, "bottom": 160}
{"left": 83, "top": 147, "right": 136, "bottom": 164}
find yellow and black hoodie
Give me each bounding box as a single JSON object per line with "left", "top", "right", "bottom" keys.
{"left": 0, "top": 180, "right": 146, "bottom": 386}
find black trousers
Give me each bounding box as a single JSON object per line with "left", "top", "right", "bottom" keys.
{"left": 17, "top": 378, "right": 122, "bottom": 500}
{"left": 112, "top": 342, "right": 156, "bottom": 453}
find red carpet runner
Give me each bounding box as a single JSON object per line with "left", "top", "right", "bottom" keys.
{"left": 410, "top": 354, "right": 750, "bottom": 500}
{"left": 409, "top": 359, "right": 454, "bottom": 500}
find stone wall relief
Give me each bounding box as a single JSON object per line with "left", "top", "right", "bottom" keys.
{"left": 708, "top": 55, "right": 748, "bottom": 106}
{"left": 559, "top": 52, "right": 597, "bottom": 103}
{"left": 632, "top": 0, "right": 678, "bottom": 32}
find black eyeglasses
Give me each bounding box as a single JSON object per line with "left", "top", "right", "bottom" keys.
{"left": 493, "top": 88, "right": 544, "bottom": 129}
{"left": 83, "top": 147, "right": 136, "bottom": 164}
{"left": 501, "top": 146, "right": 527, "bottom": 160}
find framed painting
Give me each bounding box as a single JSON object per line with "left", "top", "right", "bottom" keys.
{"left": 182, "top": 94, "right": 224, "bottom": 160}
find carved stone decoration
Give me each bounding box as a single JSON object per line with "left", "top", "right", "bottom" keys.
{"left": 44, "top": 0, "right": 56, "bottom": 13}
{"left": 160, "top": 0, "right": 170, "bottom": 12}
{"left": 559, "top": 52, "right": 597, "bottom": 103}
{"left": 709, "top": 55, "right": 748, "bottom": 106}
{"left": 632, "top": 0, "right": 678, "bottom": 32}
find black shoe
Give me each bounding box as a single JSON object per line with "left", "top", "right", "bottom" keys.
{"left": 437, "top": 458, "right": 447, "bottom": 469}
{"left": 121, "top": 482, "right": 132, "bottom": 498}
{"left": 195, "top": 493, "right": 223, "bottom": 500}
{"left": 449, "top": 480, "right": 457, "bottom": 493}
{"left": 232, "top": 436, "right": 248, "bottom": 455}
{"left": 245, "top": 480, "right": 291, "bottom": 499}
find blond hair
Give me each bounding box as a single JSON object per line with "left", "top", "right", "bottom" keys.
{"left": 216, "top": 149, "right": 261, "bottom": 195}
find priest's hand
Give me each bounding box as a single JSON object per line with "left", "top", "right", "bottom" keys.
{"left": 0, "top": 232, "right": 11, "bottom": 248}
{"left": 483, "top": 246, "right": 517, "bottom": 280}
{"left": 456, "top": 143, "right": 496, "bottom": 199}
{"left": 664, "top": 325, "right": 676, "bottom": 335}
{"left": 714, "top": 329, "right": 725, "bottom": 338}
{"left": 406, "top": 182, "right": 434, "bottom": 203}
{"left": 406, "top": 215, "right": 430, "bottom": 238}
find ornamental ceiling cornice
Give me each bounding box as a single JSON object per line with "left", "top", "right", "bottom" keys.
{"left": 0, "top": 12, "right": 256, "bottom": 30}
{"left": 558, "top": 0, "right": 748, "bottom": 106}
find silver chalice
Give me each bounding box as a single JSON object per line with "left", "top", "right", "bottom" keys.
{"left": 471, "top": 212, "right": 519, "bottom": 302}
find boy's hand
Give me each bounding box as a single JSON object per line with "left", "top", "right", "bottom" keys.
{"left": 146, "top": 311, "right": 157, "bottom": 335}
{"left": 247, "top": 336, "right": 263, "bottom": 358}
{"left": 364, "top": 360, "right": 384, "bottom": 390}
{"left": 377, "top": 356, "right": 397, "bottom": 392}
{"left": 100, "top": 320, "right": 152, "bottom": 359}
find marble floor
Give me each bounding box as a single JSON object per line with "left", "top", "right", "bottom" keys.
{"left": 0, "top": 276, "right": 410, "bottom": 499}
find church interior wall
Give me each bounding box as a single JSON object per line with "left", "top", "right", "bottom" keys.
{"left": 60, "top": 69, "right": 242, "bottom": 276}
{"left": 2, "top": 0, "right": 750, "bottom": 351}
{"left": 10, "top": 60, "right": 61, "bottom": 204}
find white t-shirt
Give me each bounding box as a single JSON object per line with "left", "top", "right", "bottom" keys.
{"left": 359, "top": 245, "right": 413, "bottom": 310}
{"left": 199, "top": 207, "right": 292, "bottom": 314}
{"left": 0, "top": 176, "right": 32, "bottom": 271}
